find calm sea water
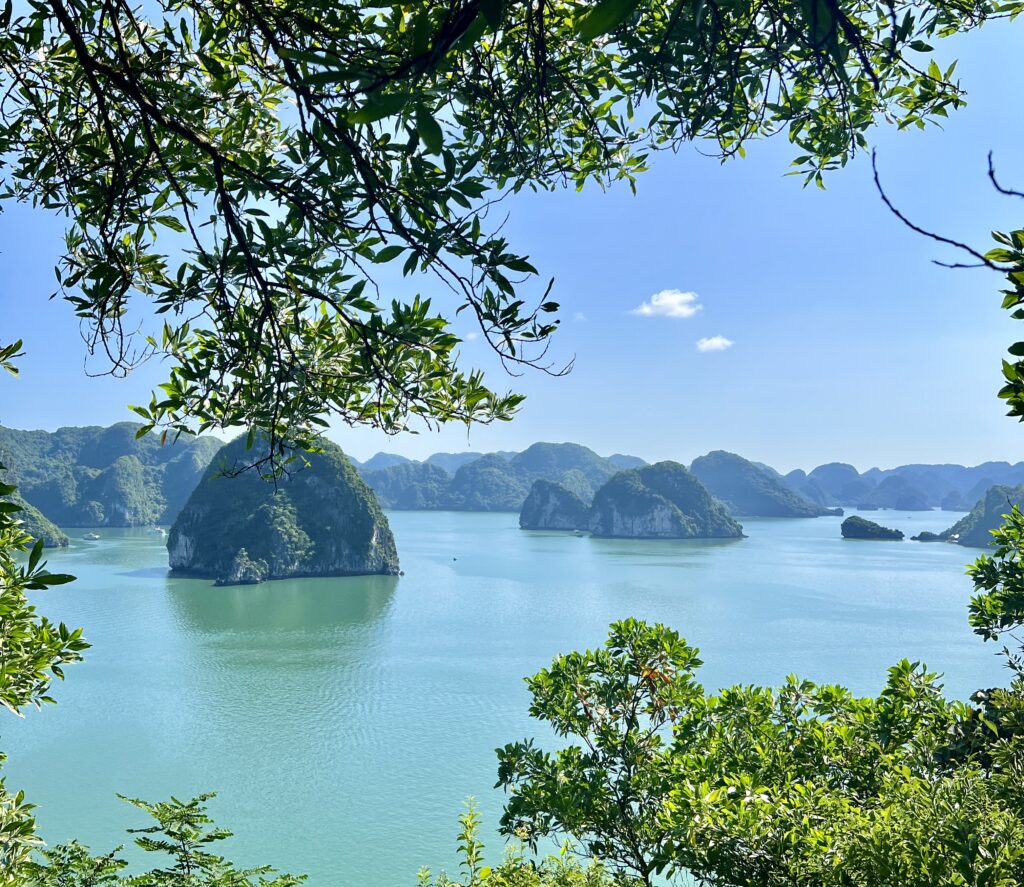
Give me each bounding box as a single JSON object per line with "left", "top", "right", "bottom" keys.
{"left": 2, "top": 509, "right": 1007, "bottom": 884}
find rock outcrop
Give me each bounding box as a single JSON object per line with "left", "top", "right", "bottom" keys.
{"left": 214, "top": 548, "right": 269, "bottom": 586}
{"left": 588, "top": 462, "right": 743, "bottom": 539}
{"left": 841, "top": 515, "right": 904, "bottom": 540}
{"left": 690, "top": 450, "right": 828, "bottom": 518}
{"left": 519, "top": 480, "right": 590, "bottom": 530}
{"left": 169, "top": 436, "right": 399, "bottom": 581}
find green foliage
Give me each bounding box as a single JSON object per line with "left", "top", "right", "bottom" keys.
{"left": 23, "top": 842, "right": 127, "bottom": 886}
{"left": 497, "top": 619, "right": 1024, "bottom": 886}
{"left": 969, "top": 504, "right": 1024, "bottom": 671}
{"left": 0, "top": 468, "right": 86, "bottom": 716}
{"left": 0, "top": 481, "right": 68, "bottom": 549}
{"left": 988, "top": 229, "right": 1024, "bottom": 421}
{"left": 22, "top": 795, "right": 303, "bottom": 886}
{"left": 168, "top": 435, "right": 399, "bottom": 580}
{"left": 417, "top": 802, "right": 630, "bottom": 887}
{"left": 0, "top": 0, "right": 1002, "bottom": 452}
{"left": 0, "top": 466, "right": 86, "bottom": 879}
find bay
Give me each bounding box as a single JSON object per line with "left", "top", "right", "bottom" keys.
{"left": 2, "top": 509, "right": 1005, "bottom": 885}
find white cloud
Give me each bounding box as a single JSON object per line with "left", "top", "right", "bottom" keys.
{"left": 573, "top": 312, "right": 587, "bottom": 323}
{"left": 629, "top": 289, "right": 701, "bottom": 319}
{"left": 464, "top": 331, "right": 479, "bottom": 341}
{"left": 696, "top": 335, "right": 734, "bottom": 353}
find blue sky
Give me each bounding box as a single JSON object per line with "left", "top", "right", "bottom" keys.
{"left": 2, "top": 22, "right": 1023, "bottom": 473}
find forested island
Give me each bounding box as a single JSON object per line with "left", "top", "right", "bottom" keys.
{"left": 0, "top": 423, "right": 221, "bottom": 527}
{"left": 521, "top": 461, "right": 744, "bottom": 539}
{"left": 169, "top": 437, "right": 399, "bottom": 584}
{"left": 3, "top": 422, "right": 1023, "bottom": 552}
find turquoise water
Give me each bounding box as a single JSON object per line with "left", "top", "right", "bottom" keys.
{"left": 2, "top": 509, "right": 1007, "bottom": 884}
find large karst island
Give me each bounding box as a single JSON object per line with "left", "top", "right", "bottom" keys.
{"left": 168, "top": 437, "right": 399, "bottom": 585}
{"left": 5, "top": 422, "right": 1024, "bottom": 553}
{"left": 521, "top": 461, "right": 744, "bottom": 539}
{"left": 690, "top": 450, "right": 841, "bottom": 517}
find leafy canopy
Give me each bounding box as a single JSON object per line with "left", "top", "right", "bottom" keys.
{"left": 497, "top": 618, "right": 1024, "bottom": 886}
{"left": 0, "top": 0, "right": 1007, "bottom": 456}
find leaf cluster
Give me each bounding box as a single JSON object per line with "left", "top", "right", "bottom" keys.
{"left": 0, "top": 0, "right": 1004, "bottom": 456}
{"left": 497, "top": 619, "right": 1024, "bottom": 886}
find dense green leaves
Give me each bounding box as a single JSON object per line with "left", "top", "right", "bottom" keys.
{"left": 0, "top": 466, "right": 86, "bottom": 717}
{"left": 497, "top": 619, "right": 1024, "bottom": 886}
{"left": 0, "top": 0, "right": 1006, "bottom": 457}
{"left": 0, "top": 465, "right": 87, "bottom": 879}
{"left": 22, "top": 794, "right": 303, "bottom": 886}
{"left": 983, "top": 229, "right": 1024, "bottom": 423}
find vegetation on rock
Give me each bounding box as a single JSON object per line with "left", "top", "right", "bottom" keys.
{"left": 362, "top": 462, "right": 452, "bottom": 510}
{"left": 690, "top": 450, "right": 827, "bottom": 517}
{"left": 169, "top": 437, "right": 398, "bottom": 581}
{"left": 940, "top": 485, "right": 1024, "bottom": 548}
{"left": 0, "top": 423, "right": 221, "bottom": 527}
{"left": 840, "top": 515, "right": 904, "bottom": 540}
{"left": 214, "top": 548, "right": 270, "bottom": 586}
{"left": 0, "top": 476, "right": 67, "bottom": 548}
{"left": 588, "top": 462, "right": 742, "bottom": 539}
{"left": 365, "top": 443, "right": 622, "bottom": 511}
{"left": 519, "top": 481, "right": 591, "bottom": 530}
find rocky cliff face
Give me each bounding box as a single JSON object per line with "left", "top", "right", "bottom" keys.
{"left": 169, "top": 437, "right": 399, "bottom": 582}
{"left": 214, "top": 548, "right": 269, "bottom": 586}
{"left": 519, "top": 480, "right": 590, "bottom": 530}
{"left": 587, "top": 462, "right": 743, "bottom": 540}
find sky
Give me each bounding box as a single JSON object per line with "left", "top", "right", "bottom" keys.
{"left": 2, "top": 23, "right": 1024, "bottom": 474}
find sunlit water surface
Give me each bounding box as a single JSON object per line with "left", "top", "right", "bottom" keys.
{"left": 3, "top": 509, "right": 1005, "bottom": 884}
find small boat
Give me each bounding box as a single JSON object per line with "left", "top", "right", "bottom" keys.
{"left": 149, "top": 527, "right": 167, "bottom": 537}
{"left": 82, "top": 532, "right": 101, "bottom": 541}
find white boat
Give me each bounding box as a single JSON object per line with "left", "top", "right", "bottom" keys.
{"left": 82, "top": 532, "right": 101, "bottom": 541}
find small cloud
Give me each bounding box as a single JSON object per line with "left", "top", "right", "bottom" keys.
{"left": 630, "top": 289, "right": 701, "bottom": 319}
{"left": 696, "top": 335, "right": 734, "bottom": 353}
{"left": 573, "top": 312, "right": 587, "bottom": 323}
{"left": 464, "top": 331, "right": 479, "bottom": 341}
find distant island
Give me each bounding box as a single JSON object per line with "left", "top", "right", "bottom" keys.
{"left": 928, "top": 485, "right": 1024, "bottom": 548}
{"left": 355, "top": 445, "right": 1024, "bottom": 517}
{"left": 5, "top": 422, "right": 1024, "bottom": 551}
{"left": 520, "top": 480, "right": 590, "bottom": 531}
{"left": 841, "top": 515, "right": 904, "bottom": 541}
{"left": 690, "top": 450, "right": 839, "bottom": 518}
{"left": 168, "top": 437, "right": 399, "bottom": 584}
{"left": 521, "top": 461, "right": 744, "bottom": 540}
{"left": 360, "top": 442, "right": 623, "bottom": 513}
{"left": 0, "top": 422, "right": 220, "bottom": 527}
